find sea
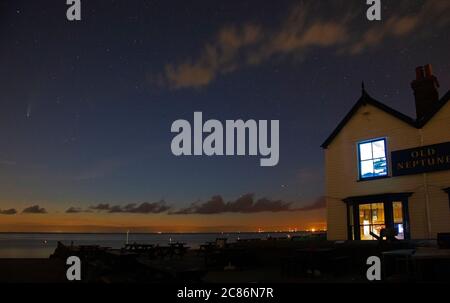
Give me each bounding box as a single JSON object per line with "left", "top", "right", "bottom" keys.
{"left": 0, "top": 232, "right": 309, "bottom": 258}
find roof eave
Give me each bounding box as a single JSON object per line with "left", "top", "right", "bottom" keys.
{"left": 416, "top": 90, "right": 450, "bottom": 127}
{"left": 321, "top": 91, "right": 417, "bottom": 149}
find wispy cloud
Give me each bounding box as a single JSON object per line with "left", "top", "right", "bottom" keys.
{"left": 347, "top": 0, "right": 450, "bottom": 54}
{"left": 296, "top": 196, "right": 326, "bottom": 211}
{"left": 22, "top": 205, "right": 47, "bottom": 214}
{"left": 61, "top": 194, "right": 325, "bottom": 216}
{"left": 65, "top": 207, "right": 91, "bottom": 214}
{"left": 85, "top": 201, "right": 171, "bottom": 214}
{"left": 0, "top": 208, "right": 17, "bottom": 215}
{"left": 161, "top": 23, "right": 263, "bottom": 89}
{"left": 156, "top": 0, "right": 450, "bottom": 89}
{"left": 169, "top": 193, "right": 324, "bottom": 215}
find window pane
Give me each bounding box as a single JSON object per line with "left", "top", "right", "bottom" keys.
{"left": 373, "top": 158, "right": 387, "bottom": 176}
{"left": 372, "top": 140, "right": 386, "bottom": 158}
{"left": 359, "top": 204, "right": 371, "bottom": 224}
{"left": 360, "top": 225, "right": 386, "bottom": 240}
{"left": 360, "top": 160, "right": 374, "bottom": 178}
{"left": 395, "top": 223, "right": 404, "bottom": 240}
{"left": 393, "top": 202, "right": 403, "bottom": 223}
{"left": 359, "top": 142, "right": 372, "bottom": 160}
{"left": 372, "top": 225, "right": 386, "bottom": 238}
{"left": 360, "top": 225, "right": 372, "bottom": 240}
{"left": 371, "top": 203, "right": 385, "bottom": 224}
{"left": 358, "top": 203, "right": 386, "bottom": 240}
{"left": 358, "top": 138, "right": 388, "bottom": 179}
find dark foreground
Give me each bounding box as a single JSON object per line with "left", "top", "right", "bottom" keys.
{"left": 1, "top": 234, "right": 449, "bottom": 283}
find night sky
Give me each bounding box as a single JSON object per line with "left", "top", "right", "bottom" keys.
{"left": 0, "top": 0, "right": 449, "bottom": 232}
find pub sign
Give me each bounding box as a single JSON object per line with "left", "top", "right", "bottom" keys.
{"left": 391, "top": 141, "right": 450, "bottom": 176}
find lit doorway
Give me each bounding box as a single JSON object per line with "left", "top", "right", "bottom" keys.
{"left": 344, "top": 193, "right": 411, "bottom": 241}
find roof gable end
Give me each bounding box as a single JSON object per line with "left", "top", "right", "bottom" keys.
{"left": 321, "top": 91, "right": 417, "bottom": 149}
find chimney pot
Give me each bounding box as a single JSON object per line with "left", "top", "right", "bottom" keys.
{"left": 411, "top": 64, "right": 439, "bottom": 120}
{"left": 424, "top": 64, "right": 433, "bottom": 78}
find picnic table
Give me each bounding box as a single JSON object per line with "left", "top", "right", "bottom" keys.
{"left": 123, "top": 243, "right": 155, "bottom": 251}
{"left": 382, "top": 248, "right": 450, "bottom": 281}
{"left": 199, "top": 242, "right": 216, "bottom": 251}
{"left": 168, "top": 242, "right": 190, "bottom": 258}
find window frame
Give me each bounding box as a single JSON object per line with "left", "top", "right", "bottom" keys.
{"left": 357, "top": 137, "right": 389, "bottom": 181}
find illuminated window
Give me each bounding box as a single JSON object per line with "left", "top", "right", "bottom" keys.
{"left": 393, "top": 202, "right": 404, "bottom": 240}
{"left": 359, "top": 203, "right": 385, "bottom": 240}
{"left": 358, "top": 138, "right": 388, "bottom": 179}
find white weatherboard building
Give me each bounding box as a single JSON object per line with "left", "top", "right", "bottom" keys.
{"left": 322, "top": 65, "right": 450, "bottom": 241}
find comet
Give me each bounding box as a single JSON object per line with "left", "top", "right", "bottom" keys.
{"left": 26, "top": 103, "right": 32, "bottom": 119}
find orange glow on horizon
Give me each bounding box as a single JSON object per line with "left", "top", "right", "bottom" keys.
{"left": 0, "top": 207, "right": 326, "bottom": 233}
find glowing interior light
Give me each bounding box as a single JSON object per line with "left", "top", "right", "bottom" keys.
{"left": 363, "top": 220, "right": 370, "bottom": 236}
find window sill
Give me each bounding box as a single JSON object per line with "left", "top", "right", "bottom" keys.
{"left": 357, "top": 175, "right": 390, "bottom": 182}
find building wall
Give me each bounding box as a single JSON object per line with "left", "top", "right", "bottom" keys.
{"left": 420, "top": 102, "right": 450, "bottom": 236}
{"left": 325, "top": 102, "right": 450, "bottom": 241}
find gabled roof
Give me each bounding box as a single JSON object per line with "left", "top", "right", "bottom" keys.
{"left": 321, "top": 88, "right": 450, "bottom": 149}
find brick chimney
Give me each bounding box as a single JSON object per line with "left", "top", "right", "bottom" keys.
{"left": 411, "top": 64, "right": 440, "bottom": 119}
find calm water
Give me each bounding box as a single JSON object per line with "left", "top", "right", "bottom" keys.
{"left": 0, "top": 232, "right": 308, "bottom": 258}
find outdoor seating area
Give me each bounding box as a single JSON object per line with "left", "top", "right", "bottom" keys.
{"left": 122, "top": 242, "right": 190, "bottom": 259}
{"left": 45, "top": 234, "right": 450, "bottom": 282}
{"left": 382, "top": 246, "right": 450, "bottom": 281}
